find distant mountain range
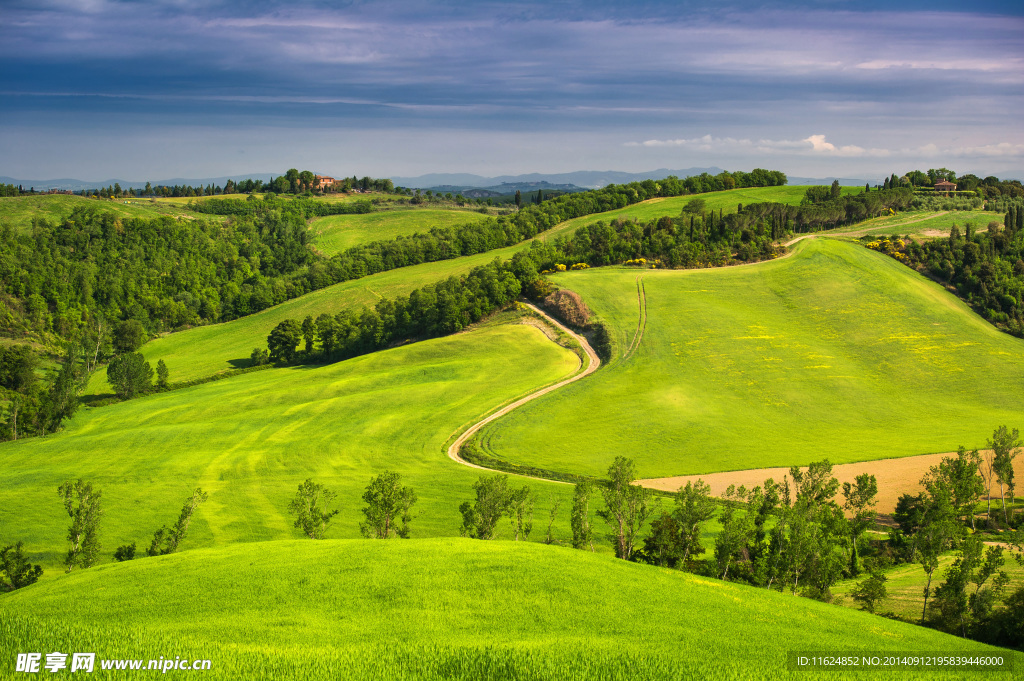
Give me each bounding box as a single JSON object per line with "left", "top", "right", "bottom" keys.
{"left": 0, "top": 174, "right": 278, "bottom": 192}
{"left": 6, "top": 169, "right": 1019, "bottom": 193}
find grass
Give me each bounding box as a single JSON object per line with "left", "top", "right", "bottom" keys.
{"left": 1, "top": 323, "right": 581, "bottom": 573}
{"left": 84, "top": 242, "right": 531, "bottom": 392}
{"left": 1, "top": 539, "right": 1013, "bottom": 680}
{"left": 539, "top": 185, "right": 862, "bottom": 242}
{"left": 828, "top": 210, "right": 1006, "bottom": 239}
{"left": 310, "top": 207, "right": 491, "bottom": 256}
{"left": 832, "top": 551, "right": 1024, "bottom": 623}
{"left": 0, "top": 195, "right": 226, "bottom": 231}
{"left": 477, "top": 238, "right": 1024, "bottom": 479}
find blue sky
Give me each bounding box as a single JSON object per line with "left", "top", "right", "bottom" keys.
{"left": 1, "top": 0, "right": 1022, "bottom": 180}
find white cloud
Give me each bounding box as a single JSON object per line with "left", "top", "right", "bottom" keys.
{"left": 628, "top": 134, "right": 889, "bottom": 158}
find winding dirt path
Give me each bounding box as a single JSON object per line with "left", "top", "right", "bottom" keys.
{"left": 446, "top": 304, "right": 601, "bottom": 479}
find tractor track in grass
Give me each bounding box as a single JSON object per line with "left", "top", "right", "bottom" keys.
{"left": 446, "top": 303, "right": 600, "bottom": 481}
{"left": 623, "top": 276, "right": 647, "bottom": 359}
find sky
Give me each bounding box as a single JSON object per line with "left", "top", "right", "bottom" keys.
{"left": 1, "top": 0, "right": 1022, "bottom": 182}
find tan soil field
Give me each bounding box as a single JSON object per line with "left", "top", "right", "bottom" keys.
{"left": 638, "top": 451, "right": 1024, "bottom": 518}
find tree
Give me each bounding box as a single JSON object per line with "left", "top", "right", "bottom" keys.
{"left": 830, "top": 179, "right": 841, "bottom": 199}
{"left": 459, "top": 474, "right": 511, "bottom": 540}
{"left": 923, "top": 447, "right": 985, "bottom": 530}
{"left": 843, "top": 473, "right": 878, "bottom": 575}
{"left": 301, "top": 315, "right": 315, "bottom": 354}
{"left": 597, "top": 457, "right": 652, "bottom": 560}
{"left": 114, "top": 543, "right": 136, "bottom": 562}
{"left": 58, "top": 479, "right": 102, "bottom": 572}
{"left": 930, "top": 536, "right": 1008, "bottom": 637}
{"left": 155, "top": 359, "right": 169, "bottom": 391}
{"left": 507, "top": 485, "right": 534, "bottom": 541}
{"left": 250, "top": 347, "right": 270, "bottom": 367}
{"left": 917, "top": 487, "right": 960, "bottom": 624}
{"left": 148, "top": 488, "right": 208, "bottom": 556}
{"left": 715, "top": 485, "right": 754, "bottom": 581}
{"left": 570, "top": 480, "right": 595, "bottom": 550}
{"left": 0, "top": 542, "right": 43, "bottom": 591}
{"left": 360, "top": 471, "right": 417, "bottom": 539}
{"left": 106, "top": 352, "right": 153, "bottom": 399}
{"left": 113, "top": 319, "right": 146, "bottom": 354}
{"left": 543, "top": 494, "right": 561, "bottom": 545}
{"left": 850, "top": 561, "right": 888, "bottom": 613}
{"left": 267, "top": 319, "right": 302, "bottom": 364}
{"left": 288, "top": 479, "right": 338, "bottom": 539}
{"left": 988, "top": 426, "right": 1020, "bottom": 525}
{"left": 40, "top": 343, "right": 83, "bottom": 434}
{"left": 514, "top": 190, "right": 522, "bottom": 209}
{"left": 643, "top": 512, "right": 683, "bottom": 567}
{"left": 672, "top": 480, "right": 716, "bottom": 567}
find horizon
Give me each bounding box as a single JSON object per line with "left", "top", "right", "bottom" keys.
{"left": 2, "top": 1, "right": 1022, "bottom": 180}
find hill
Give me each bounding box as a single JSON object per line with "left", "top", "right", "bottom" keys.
{"left": 1, "top": 539, "right": 1011, "bottom": 680}
{"left": 3, "top": 322, "right": 580, "bottom": 569}
{"left": 476, "top": 238, "right": 1024, "bottom": 478}
{"left": 309, "top": 207, "right": 491, "bottom": 257}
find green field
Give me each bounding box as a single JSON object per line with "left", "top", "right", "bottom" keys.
{"left": 477, "top": 238, "right": 1024, "bottom": 478}
{"left": 540, "top": 185, "right": 863, "bottom": 241}
{"left": 310, "top": 208, "right": 491, "bottom": 256}
{"left": 3, "top": 323, "right": 580, "bottom": 571}
{"left": 0, "top": 195, "right": 228, "bottom": 231}
{"left": 1, "top": 539, "right": 1011, "bottom": 680}
{"left": 828, "top": 209, "right": 1006, "bottom": 239}
{"left": 832, "top": 552, "right": 1024, "bottom": 623}
{"left": 84, "top": 242, "right": 532, "bottom": 392}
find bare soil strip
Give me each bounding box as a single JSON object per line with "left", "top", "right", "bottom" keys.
{"left": 446, "top": 303, "right": 601, "bottom": 480}
{"left": 637, "top": 452, "right": 1024, "bottom": 516}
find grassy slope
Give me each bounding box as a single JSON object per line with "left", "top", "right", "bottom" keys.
{"left": 478, "top": 238, "right": 1024, "bottom": 478}
{"left": 539, "top": 185, "right": 862, "bottom": 242}
{"left": 84, "top": 242, "right": 529, "bottom": 391}
{"left": 832, "top": 552, "right": 1024, "bottom": 622}
{"left": 828, "top": 210, "right": 1005, "bottom": 238}
{"left": 1, "top": 323, "right": 580, "bottom": 572}
{"left": 0, "top": 195, "right": 226, "bottom": 231}
{"left": 310, "top": 208, "right": 490, "bottom": 256}
{"left": 1, "top": 539, "right": 1012, "bottom": 680}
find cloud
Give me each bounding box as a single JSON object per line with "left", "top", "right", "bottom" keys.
{"left": 629, "top": 135, "right": 889, "bottom": 158}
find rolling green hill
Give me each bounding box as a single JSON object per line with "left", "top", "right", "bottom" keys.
{"left": 84, "top": 242, "right": 532, "bottom": 391}
{"left": 0, "top": 195, "right": 227, "bottom": 231}
{"left": 2, "top": 322, "right": 579, "bottom": 571}
{"left": 1, "top": 539, "right": 1012, "bottom": 680}
{"left": 310, "top": 208, "right": 491, "bottom": 256}
{"left": 477, "top": 238, "right": 1024, "bottom": 478}
{"left": 539, "top": 185, "right": 862, "bottom": 241}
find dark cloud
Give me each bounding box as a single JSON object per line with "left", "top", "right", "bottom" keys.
{"left": 1, "top": 1, "right": 1021, "bottom": 178}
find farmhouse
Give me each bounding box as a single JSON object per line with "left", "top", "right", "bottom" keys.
{"left": 934, "top": 179, "right": 957, "bottom": 193}
{"left": 314, "top": 175, "right": 336, "bottom": 190}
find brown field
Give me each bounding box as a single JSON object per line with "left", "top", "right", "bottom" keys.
{"left": 638, "top": 450, "right": 1024, "bottom": 518}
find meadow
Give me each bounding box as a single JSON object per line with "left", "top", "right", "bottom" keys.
{"left": 539, "top": 185, "right": 863, "bottom": 241}
{"left": 84, "top": 242, "right": 533, "bottom": 392}
{"left": 832, "top": 553, "right": 1024, "bottom": 623}
{"left": 310, "top": 207, "right": 490, "bottom": 256}
{"left": 1, "top": 539, "right": 1012, "bottom": 680}
{"left": 477, "top": 238, "right": 1024, "bottom": 478}
{"left": 828, "top": 209, "right": 1005, "bottom": 239}
{"left": 0, "top": 194, "right": 227, "bottom": 231}
{"left": 2, "top": 323, "right": 580, "bottom": 572}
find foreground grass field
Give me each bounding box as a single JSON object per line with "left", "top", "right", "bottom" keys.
{"left": 1, "top": 539, "right": 1012, "bottom": 680}
{"left": 2, "top": 323, "right": 580, "bottom": 572}
{"left": 478, "top": 238, "right": 1024, "bottom": 478}
{"left": 310, "top": 207, "right": 490, "bottom": 256}
{"left": 539, "top": 185, "right": 862, "bottom": 241}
